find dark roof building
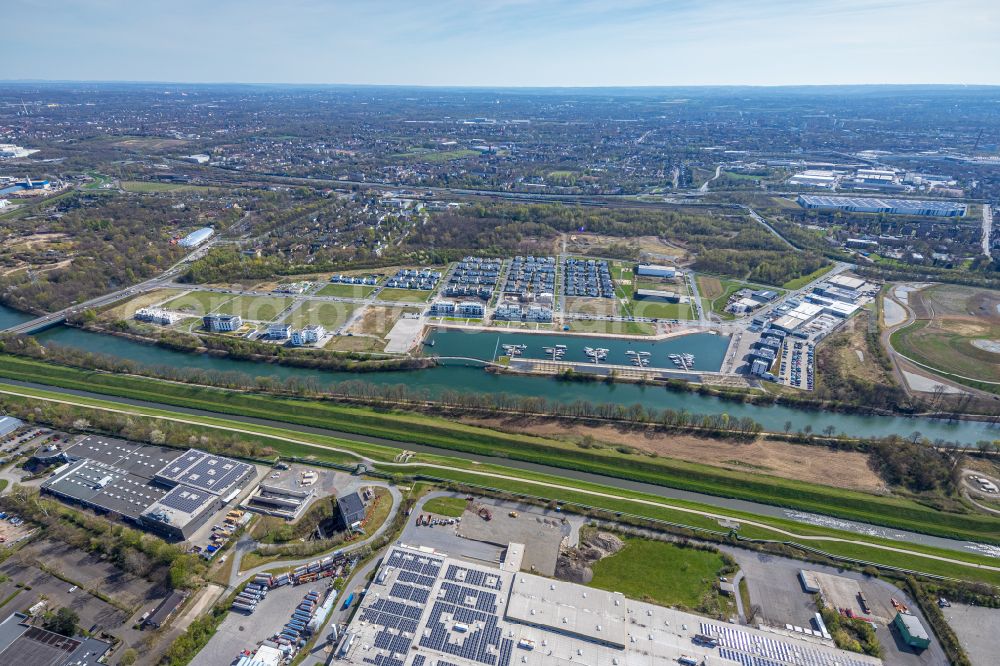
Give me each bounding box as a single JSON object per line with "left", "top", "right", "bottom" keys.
{"left": 0, "top": 613, "right": 111, "bottom": 666}
{"left": 145, "top": 590, "right": 188, "bottom": 629}
{"left": 337, "top": 491, "right": 366, "bottom": 529}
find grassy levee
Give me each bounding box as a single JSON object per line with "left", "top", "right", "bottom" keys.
{"left": 2, "top": 354, "right": 1000, "bottom": 545}
{"left": 1, "top": 378, "right": 999, "bottom": 584}
{"left": 398, "top": 464, "right": 1000, "bottom": 586}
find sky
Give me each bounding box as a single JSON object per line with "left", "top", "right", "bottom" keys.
{"left": 5, "top": 0, "right": 1000, "bottom": 87}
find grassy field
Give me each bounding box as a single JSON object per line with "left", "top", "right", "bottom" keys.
{"left": 395, "top": 149, "right": 478, "bottom": 163}
{"left": 215, "top": 295, "right": 293, "bottom": 322}
{"left": 630, "top": 299, "right": 695, "bottom": 320}
{"left": 422, "top": 496, "right": 468, "bottom": 517}
{"left": 2, "top": 355, "right": 1000, "bottom": 549}
{"left": 566, "top": 319, "right": 655, "bottom": 336}
{"left": 589, "top": 537, "right": 732, "bottom": 610}
{"left": 0, "top": 374, "right": 999, "bottom": 583}
{"left": 890, "top": 285, "right": 1000, "bottom": 389}
{"left": 283, "top": 300, "right": 358, "bottom": 330}
{"left": 120, "top": 181, "right": 209, "bottom": 193}
{"left": 564, "top": 296, "right": 619, "bottom": 317}
{"left": 161, "top": 290, "right": 227, "bottom": 316}
{"left": 377, "top": 288, "right": 432, "bottom": 303}
{"left": 101, "top": 289, "right": 183, "bottom": 320}
{"left": 316, "top": 283, "right": 377, "bottom": 298}
{"left": 782, "top": 264, "right": 835, "bottom": 291}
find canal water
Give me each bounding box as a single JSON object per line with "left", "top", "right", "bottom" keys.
{"left": 0, "top": 305, "right": 996, "bottom": 445}
{"left": 425, "top": 328, "right": 730, "bottom": 370}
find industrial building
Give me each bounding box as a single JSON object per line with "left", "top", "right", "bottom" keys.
{"left": 203, "top": 313, "right": 242, "bottom": 332}
{"left": 0, "top": 613, "right": 111, "bottom": 666}
{"left": 179, "top": 227, "right": 215, "bottom": 248}
{"left": 635, "top": 264, "right": 677, "bottom": 278}
{"left": 634, "top": 288, "right": 685, "bottom": 303}
{"left": 0, "top": 416, "right": 23, "bottom": 438}
{"left": 41, "top": 437, "right": 255, "bottom": 540}
{"left": 797, "top": 195, "right": 966, "bottom": 217}
{"left": 335, "top": 543, "right": 881, "bottom": 666}
{"left": 892, "top": 613, "right": 930, "bottom": 650}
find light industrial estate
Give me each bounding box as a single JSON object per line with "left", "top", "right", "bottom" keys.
{"left": 335, "top": 543, "right": 880, "bottom": 666}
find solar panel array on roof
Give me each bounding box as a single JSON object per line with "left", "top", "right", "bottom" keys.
{"left": 158, "top": 485, "right": 211, "bottom": 514}
{"left": 700, "top": 622, "right": 874, "bottom": 666}
{"left": 154, "top": 449, "right": 253, "bottom": 496}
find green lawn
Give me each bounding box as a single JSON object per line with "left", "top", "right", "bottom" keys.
{"left": 317, "top": 283, "right": 377, "bottom": 298}
{"left": 589, "top": 537, "right": 731, "bottom": 609}
{"left": 394, "top": 149, "right": 478, "bottom": 163}
{"left": 377, "top": 288, "right": 432, "bottom": 303}
{"left": 120, "top": 181, "right": 209, "bottom": 193}
{"left": 422, "top": 496, "right": 468, "bottom": 517}
{"left": 782, "top": 264, "right": 835, "bottom": 291}
{"left": 1, "top": 367, "right": 1000, "bottom": 584}
{"left": 283, "top": 300, "right": 359, "bottom": 330}
{"left": 215, "top": 295, "right": 293, "bottom": 322}
{"left": 630, "top": 299, "right": 695, "bottom": 320}
{"left": 566, "top": 319, "right": 655, "bottom": 336}
{"left": 161, "top": 291, "right": 227, "bottom": 316}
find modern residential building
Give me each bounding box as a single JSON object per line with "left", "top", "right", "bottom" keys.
{"left": 267, "top": 323, "right": 292, "bottom": 339}
{"left": 430, "top": 300, "right": 457, "bottom": 316}
{"left": 457, "top": 301, "right": 485, "bottom": 317}
{"left": 290, "top": 324, "right": 326, "bottom": 346}
{"left": 203, "top": 313, "right": 242, "bottom": 332}
{"left": 135, "top": 307, "right": 180, "bottom": 326}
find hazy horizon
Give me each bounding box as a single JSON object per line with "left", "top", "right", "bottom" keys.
{"left": 6, "top": 0, "right": 999, "bottom": 87}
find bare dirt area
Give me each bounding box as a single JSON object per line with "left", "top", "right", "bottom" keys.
{"left": 556, "top": 531, "right": 623, "bottom": 583}
{"left": 696, "top": 276, "right": 724, "bottom": 300}
{"left": 101, "top": 288, "right": 184, "bottom": 320}
{"left": 1, "top": 232, "right": 70, "bottom": 250}
{"left": 460, "top": 416, "right": 885, "bottom": 493}
{"left": 350, "top": 305, "right": 419, "bottom": 338}
{"left": 564, "top": 296, "right": 619, "bottom": 317}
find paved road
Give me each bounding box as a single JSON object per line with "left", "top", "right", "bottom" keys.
{"left": 1, "top": 379, "right": 998, "bottom": 570}
{"left": 744, "top": 206, "right": 800, "bottom": 251}
{"left": 230, "top": 481, "right": 402, "bottom": 586}
{"left": 983, "top": 203, "right": 993, "bottom": 259}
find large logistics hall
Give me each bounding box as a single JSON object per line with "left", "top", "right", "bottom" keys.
{"left": 797, "top": 195, "right": 966, "bottom": 217}
{"left": 334, "top": 543, "right": 882, "bottom": 666}
{"left": 41, "top": 436, "right": 255, "bottom": 540}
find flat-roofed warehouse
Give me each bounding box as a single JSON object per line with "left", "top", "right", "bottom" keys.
{"left": 41, "top": 437, "right": 255, "bottom": 540}
{"left": 334, "top": 543, "right": 882, "bottom": 666}
{"left": 797, "top": 194, "right": 966, "bottom": 217}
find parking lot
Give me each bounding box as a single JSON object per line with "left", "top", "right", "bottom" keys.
{"left": 724, "top": 548, "right": 948, "bottom": 666}
{"left": 192, "top": 580, "right": 336, "bottom": 666}
{"left": 942, "top": 603, "right": 1000, "bottom": 666}
{"left": 0, "top": 551, "right": 132, "bottom": 634}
